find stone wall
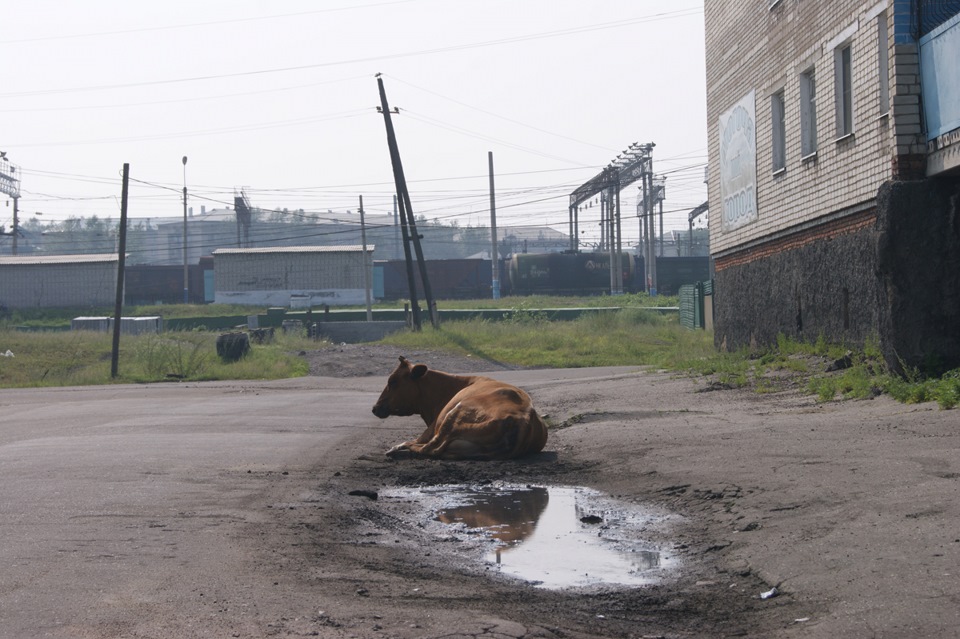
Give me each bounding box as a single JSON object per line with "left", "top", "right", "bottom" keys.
{"left": 714, "top": 208, "right": 881, "bottom": 352}
{"left": 875, "top": 179, "right": 960, "bottom": 373}
{"left": 714, "top": 177, "right": 960, "bottom": 374}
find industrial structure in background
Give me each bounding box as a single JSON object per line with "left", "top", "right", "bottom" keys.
{"left": 568, "top": 142, "right": 659, "bottom": 295}
{"left": 0, "top": 154, "right": 21, "bottom": 254}
{"left": 1, "top": 85, "right": 712, "bottom": 310}
{"left": 705, "top": 0, "right": 960, "bottom": 373}
{"left": 0, "top": 254, "right": 119, "bottom": 308}
{"left": 212, "top": 246, "right": 374, "bottom": 307}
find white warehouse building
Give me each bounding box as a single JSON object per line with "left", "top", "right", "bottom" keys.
{"left": 212, "top": 245, "right": 374, "bottom": 307}
{"left": 0, "top": 254, "right": 120, "bottom": 309}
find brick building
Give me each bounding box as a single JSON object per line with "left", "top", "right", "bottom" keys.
{"left": 705, "top": 0, "right": 960, "bottom": 373}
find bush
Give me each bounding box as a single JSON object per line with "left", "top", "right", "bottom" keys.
{"left": 134, "top": 332, "right": 212, "bottom": 379}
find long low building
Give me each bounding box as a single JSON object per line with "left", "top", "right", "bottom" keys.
{"left": 0, "top": 254, "right": 119, "bottom": 308}
{"left": 212, "top": 245, "right": 374, "bottom": 307}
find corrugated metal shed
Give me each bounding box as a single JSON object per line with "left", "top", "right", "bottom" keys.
{"left": 0, "top": 254, "right": 119, "bottom": 309}
{"left": 212, "top": 245, "right": 374, "bottom": 307}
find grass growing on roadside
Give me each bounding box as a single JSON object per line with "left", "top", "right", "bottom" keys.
{"left": 0, "top": 328, "right": 313, "bottom": 387}
{"left": 381, "top": 308, "right": 714, "bottom": 369}
{"left": 383, "top": 318, "right": 959, "bottom": 410}
{"left": 2, "top": 299, "right": 957, "bottom": 409}
{"left": 345, "top": 292, "right": 678, "bottom": 311}
{"left": 0, "top": 304, "right": 270, "bottom": 330}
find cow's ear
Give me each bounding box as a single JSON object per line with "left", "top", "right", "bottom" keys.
{"left": 411, "top": 363, "right": 428, "bottom": 380}
{"left": 398, "top": 355, "right": 408, "bottom": 365}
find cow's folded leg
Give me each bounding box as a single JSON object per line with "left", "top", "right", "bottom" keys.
{"left": 385, "top": 441, "right": 415, "bottom": 458}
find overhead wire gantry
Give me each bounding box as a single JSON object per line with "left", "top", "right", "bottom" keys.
{"left": 568, "top": 142, "right": 656, "bottom": 295}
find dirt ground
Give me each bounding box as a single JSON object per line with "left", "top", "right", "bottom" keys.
{"left": 260, "top": 343, "right": 960, "bottom": 639}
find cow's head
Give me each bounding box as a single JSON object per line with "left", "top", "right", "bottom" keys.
{"left": 372, "top": 356, "right": 428, "bottom": 419}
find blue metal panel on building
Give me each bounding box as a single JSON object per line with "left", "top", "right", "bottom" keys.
{"left": 920, "top": 12, "right": 960, "bottom": 139}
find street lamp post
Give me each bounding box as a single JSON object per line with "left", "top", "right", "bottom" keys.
{"left": 182, "top": 156, "right": 189, "bottom": 304}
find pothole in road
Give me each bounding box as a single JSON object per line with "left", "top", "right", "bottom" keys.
{"left": 383, "top": 483, "right": 678, "bottom": 589}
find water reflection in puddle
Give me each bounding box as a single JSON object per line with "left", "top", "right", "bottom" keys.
{"left": 391, "top": 484, "right": 675, "bottom": 589}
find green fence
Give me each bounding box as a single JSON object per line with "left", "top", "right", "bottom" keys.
{"left": 679, "top": 280, "right": 713, "bottom": 330}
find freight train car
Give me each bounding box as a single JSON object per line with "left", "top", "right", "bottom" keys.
{"left": 645, "top": 256, "right": 711, "bottom": 296}
{"left": 508, "top": 253, "right": 710, "bottom": 297}
{"left": 124, "top": 263, "right": 209, "bottom": 305}
{"left": 508, "top": 252, "right": 635, "bottom": 296}
{"left": 375, "top": 259, "right": 494, "bottom": 300}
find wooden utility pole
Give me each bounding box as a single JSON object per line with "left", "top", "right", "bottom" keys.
{"left": 359, "top": 195, "right": 373, "bottom": 322}
{"left": 488, "top": 152, "right": 500, "bottom": 299}
{"left": 376, "top": 75, "right": 438, "bottom": 328}
{"left": 111, "top": 163, "right": 130, "bottom": 378}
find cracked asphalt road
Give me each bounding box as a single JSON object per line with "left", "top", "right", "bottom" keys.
{"left": 1, "top": 349, "right": 959, "bottom": 638}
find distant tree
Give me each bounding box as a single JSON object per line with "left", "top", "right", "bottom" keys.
{"left": 20, "top": 217, "right": 45, "bottom": 233}
{"left": 460, "top": 225, "right": 491, "bottom": 257}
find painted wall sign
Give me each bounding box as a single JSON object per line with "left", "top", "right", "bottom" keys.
{"left": 719, "top": 90, "right": 759, "bottom": 232}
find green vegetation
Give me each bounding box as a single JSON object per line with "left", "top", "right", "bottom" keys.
{"left": 0, "top": 299, "right": 956, "bottom": 409}
{"left": 0, "top": 328, "right": 312, "bottom": 387}
{"left": 374, "top": 292, "right": 680, "bottom": 311}
{"left": 3, "top": 304, "right": 273, "bottom": 330}
{"left": 381, "top": 306, "right": 709, "bottom": 369}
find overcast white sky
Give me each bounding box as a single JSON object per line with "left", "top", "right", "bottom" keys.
{"left": 2, "top": 0, "right": 707, "bottom": 246}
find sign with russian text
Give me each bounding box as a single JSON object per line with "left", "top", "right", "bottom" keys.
{"left": 718, "top": 90, "right": 758, "bottom": 232}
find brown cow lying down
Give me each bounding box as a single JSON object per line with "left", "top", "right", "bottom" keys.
{"left": 372, "top": 356, "right": 548, "bottom": 460}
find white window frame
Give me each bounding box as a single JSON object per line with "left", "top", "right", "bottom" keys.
{"left": 800, "top": 68, "right": 818, "bottom": 158}
{"left": 834, "top": 44, "right": 855, "bottom": 139}
{"left": 877, "top": 12, "right": 890, "bottom": 115}
{"left": 771, "top": 90, "right": 787, "bottom": 173}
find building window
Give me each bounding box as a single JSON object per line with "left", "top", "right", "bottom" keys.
{"left": 771, "top": 90, "right": 786, "bottom": 172}
{"left": 877, "top": 13, "right": 890, "bottom": 115}
{"left": 834, "top": 44, "right": 854, "bottom": 138}
{"left": 800, "top": 69, "right": 818, "bottom": 157}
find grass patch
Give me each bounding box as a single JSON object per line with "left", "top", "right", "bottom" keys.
{"left": 346, "top": 292, "right": 678, "bottom": 311}
{"left": 0, "top": 328, "right": 312, "bottom": 387}
{"left": 381, "top": 309, "right": 713, "bottom": 369}
{"left": 1, "top": 299, "right": 957, "bottom": 410}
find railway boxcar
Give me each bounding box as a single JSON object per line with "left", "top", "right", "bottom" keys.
{"left": 508, "top": 252, "right": 634, "bottom": 295}
{"left": 376, "top": 259, "right": 494, "bottom": 300}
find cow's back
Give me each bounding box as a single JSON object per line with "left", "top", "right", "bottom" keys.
{"left": 441, "top": 377, "right": 548, "bottom": 459}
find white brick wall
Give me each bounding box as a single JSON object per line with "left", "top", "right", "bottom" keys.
{"left": 706, "top": 0, "right": 907, "bottom": 256}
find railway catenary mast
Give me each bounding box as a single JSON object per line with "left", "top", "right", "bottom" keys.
{"left": 0, "top": 153, "right": 22, "bottom": 255}
{"left": 568, "top": 142, "right": 656, "bottom": 295}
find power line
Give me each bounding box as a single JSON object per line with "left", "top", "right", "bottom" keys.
{"left": 0, "top": 7, "right": 702, "bottom": 99}
{"left": 0, "top": 0, "right": 421, "bottom": 45}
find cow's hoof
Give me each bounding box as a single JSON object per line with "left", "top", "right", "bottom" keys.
{"left": 385, "top": 445, "right": 414, "bottom": 459}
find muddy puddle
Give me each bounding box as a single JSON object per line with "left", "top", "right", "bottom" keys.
{"left": 384, "top": 483, "right": 677, "bottom": 589}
